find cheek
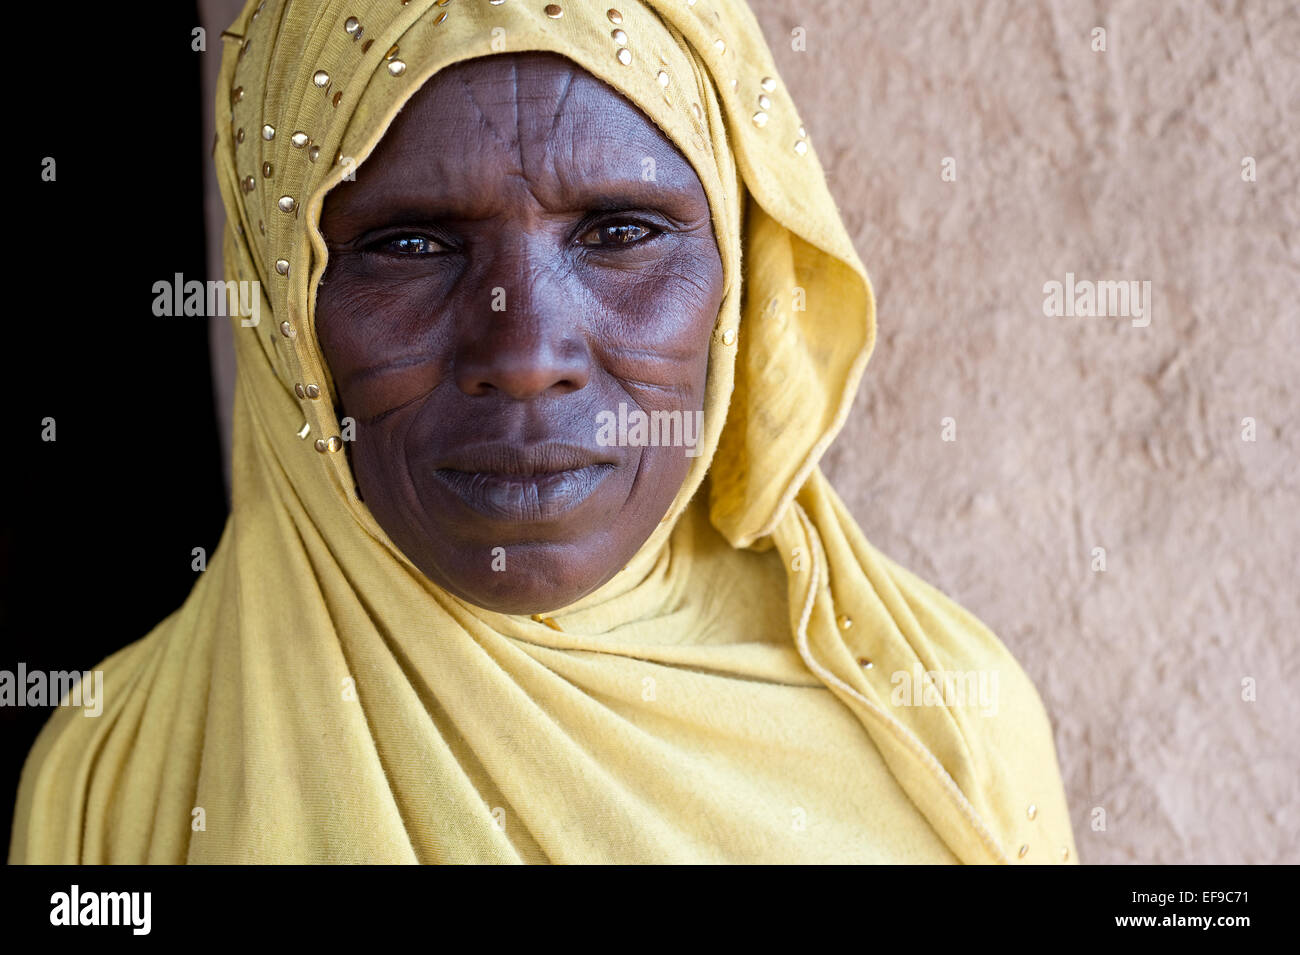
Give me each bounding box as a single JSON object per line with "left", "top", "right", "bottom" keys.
{"left": 637, "top": 443, "right": 696, "bottom": 504}
{"left": 315, "top": 271, "right": 456, "bottom": 425}
{"left": 590, "top": 249, "right": 723, "bottom": 407}
{"left": 345, "top": 403, "right": 440, "bottom": 560}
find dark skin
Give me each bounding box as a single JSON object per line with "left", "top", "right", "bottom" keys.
{"left": 315, "top": 52, "right": 725, "bottom": 614}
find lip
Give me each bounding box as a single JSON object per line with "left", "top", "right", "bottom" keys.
{"left": 430, "top": 442, "right": 618, "bottom": 522}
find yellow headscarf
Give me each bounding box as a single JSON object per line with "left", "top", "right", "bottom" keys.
{"left": 10, "top": 0, "right": 1076, "bottom": 864}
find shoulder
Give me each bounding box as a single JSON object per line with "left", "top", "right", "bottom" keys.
{"left": 9, "top": 634, "right": 168, "bottom": 864}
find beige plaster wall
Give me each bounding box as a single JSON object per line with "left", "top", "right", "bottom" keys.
{"left": 199, "top": 0, "right": 1300, "bottom": 864}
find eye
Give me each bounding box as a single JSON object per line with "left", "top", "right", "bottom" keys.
{"left": 369, "top": 234, "right": 449, "bottom": 256}
{"left": 578, "top": 221, "right": 658, "bottom": 248}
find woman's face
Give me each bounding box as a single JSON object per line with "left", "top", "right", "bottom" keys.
{"left": 316, "top": 52, "right": 724, "bottom": 614}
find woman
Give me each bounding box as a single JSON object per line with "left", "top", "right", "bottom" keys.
{"left": 10, "top": 0, "right": 1076, "bottom": 864}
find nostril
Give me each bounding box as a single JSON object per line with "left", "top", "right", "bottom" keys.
{"left": 454, "top": 330, "right": 592, "bottom": 399}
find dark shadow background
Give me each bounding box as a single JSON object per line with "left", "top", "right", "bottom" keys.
{"left": 0, "top": 3, "right": 228, "bottom": 860}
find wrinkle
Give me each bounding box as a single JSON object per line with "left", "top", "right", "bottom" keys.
{"left": 454, "top": 69, "right": 519, "bottom": 168}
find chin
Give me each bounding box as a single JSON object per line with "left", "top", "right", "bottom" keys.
{"left": 420, "top": 541, "right": 617, "bottom": 616}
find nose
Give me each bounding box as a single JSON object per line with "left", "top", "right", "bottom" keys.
{"left": 453, "top": 260, "right": 592, "bottom": 400}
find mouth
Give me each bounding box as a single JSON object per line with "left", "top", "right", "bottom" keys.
{"left": 430, "top": 443, "right": 618, "bottom": 522}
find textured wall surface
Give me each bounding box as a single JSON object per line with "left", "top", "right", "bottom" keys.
{"left": 200, "top": 0, "right": 1300, "bottom": 864}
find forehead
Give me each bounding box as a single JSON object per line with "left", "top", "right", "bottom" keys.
{"left": 329, "top": 51, "right": 704, "bottom": 207}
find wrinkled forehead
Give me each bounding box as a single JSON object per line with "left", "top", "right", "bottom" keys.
{"left": 376, "top": 52, "right": 675, "bottom": 153}
{"left": 308, "top": 19, "right": 732, "bottom": 229}
{"left": 319, "top": 52, "right": 714, "bottom": 224}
